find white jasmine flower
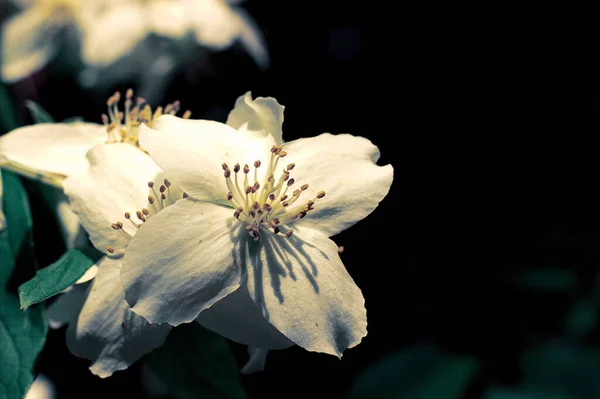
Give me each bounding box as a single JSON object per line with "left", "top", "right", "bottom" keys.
{"left": 120, "top": 93, "right": 394, "bottom": 357}
{"left": 1, "top": 0, "right": 268, "bottom": 83}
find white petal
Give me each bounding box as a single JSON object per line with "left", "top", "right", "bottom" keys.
{"left": 66, "top": 257, "right": 171, "bottom": 378}
{"left": 1, "top": 7, "right": 57, "bottom": 82}
{"left": 55, "top": 194, "right": 88, "bottom": 249}
{"left": 24, "top": 374, "right": 55, "bottom": 399}
{"left": 121, "top": 199, "right": 243, "bottom": 326}
{"left": 75, "top": 264, "right": 99, "bottom": 284}
{"left": 78, "top": 4, "right": 147, "bottom": 66}
{"left": 283, "top": 133, "right": 393, "bottom": 237}
{"left": 63, "top": 143, "right": 164, "bottom": 256}
{"left": 187, "top": 0, "right": 242, "bottom": 48}
{"left": 233, "top": 7, "right": 269, "bottom": 69}
{"left": 226, "top": 92, "right": 283, "bottom": 145}
{"left": 147, "top": 0, "right": 189, "bottom": 38}
{"left": 0, "top": 123, "right": 106, "bottom": 178}
{"left": 196, "top": 285, "right": 293, "bottom": 349}
{"left": 241, "top": 347, "right": 268, "bottom": 374}
{"left": 139, "top": 115, "right": 271, "bottom": 204}
{"left": 245, "top": 225, "right": 367, "bottom": 357}
{"left": 46, "top": 284, "right": 87, "bottom": 330}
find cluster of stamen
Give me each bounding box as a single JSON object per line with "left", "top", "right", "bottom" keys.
{"left": 102, "top": 89, "right": 191, "bottom": 148}
{"left": 105, "top": 178, "right": 188, "bottom": 254}
{"left": 222, "top": 145, "right": 326, "bottom": 241}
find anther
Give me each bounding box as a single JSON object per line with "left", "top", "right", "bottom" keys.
{"left": 243, "top": 164, "right": 250, "bottom": 174}
{"left": 254, "top": 160, "right": 261, "bottom": 168}
{"left": 224, "top": 170, "right": 231, "bottom": 178}
{"left": 273, "top": 226, "right": 280, "bottom": 234}
{"left": 164, "top": 178, "right": 171, "bottom": 188}
{"left": 117, "top": 221, "right": 124, "bottom": 228}
{"left": 234, "top": 163, "right": 240, "bottom": 173}
{"left": 287, "top": 163, "right": 295, "bottom": 170}
{"left": 126, "top": 88, "right": 133, "bottom": 99}
{"left": 124, "top": 212, "right": 131, "bottom": 219}
{"left": 148, "top": 181, "right": 154, "bottom": 188}
{"left": 148, "top": 196, "right": 154, "bottom": 204}
{"left": 111, "top": 223, "right": 120, "bottom": 230}
{"left": 136, "top": 211, "right": 146, "bottom": 221}
{"left": 280, "top": 195, "right": 288, "bottom": 201}
{"left": 222, "top": 163, "right": 229, "bottom": 171}
{"left": 159, "top": 185, "right": 166, "bottom": 193}
{"left": 106, "top": 246, "right": 115, "bottom": 254}
{"left": 317, "top": 190, "right": 326, "bottom": 199}
{"left": 278, "top": 150, "right": 288, "bottom": 157}
{"left": 301, "top": 184, "right": 309, "bottom": 191}
{"left": 161, "top": 193, "right": 166, "bottom": 200}
{"left": 263, "top": 203, "right": 272, "bottom": 212}
{"left": 269, "top": 193, "right": 276, "bottom": 201}
{"left": 183, "top": 192, "right": 189, "bottom": 198}
{"left": 182, "top": 110, "right": 192, "bottom": 119}
{"left": 245, "top": 186, "right": 252, "bottom": 194}
{"left": 101, "top": 114, "right": 109, "bottom": 124}
{"left": 286, "top": 229, "right": 294, "bottom": 237}
{"left": 142, "top": 208, "right": 149, "bottom": 216}
{"left": 227, "top": 192, "right": 233, "bottom": 200}
{"left": 253, "top": 201, "right": 260, "bottom": 209}
{"left": 287, "top": 178, "right": 295, "bottom": 186}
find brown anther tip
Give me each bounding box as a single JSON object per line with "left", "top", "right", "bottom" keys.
{"left": 234, "top": 210, "right": 241, "bottom": 219}
{"left": 245, "top": 186, "right": 252, "bottom": 194}
{"left": 164, "top": 178, "right": 171, "bottom": 187}
{"left": 269, "top": 193, "right": 276, "bottom": 201}
{"left": 106, "top": 246, "right": 115, "bottom": 254}
{"left": 338, "top": 246, "right": 345, "bottom": 254}
{"left": 278, "top": 150, "right": 288, "bottom": 158}
{"left": 253, "top": 201, "right": 260, "bottom": 209}
{"left": 273, "top": 217, "right": 281, "bottom": 224}
{"left": 253, "top": 182, "right": 260, "bottom": 190}
{"left": 268, "top": 175, "right": 275, "bottom": 182}
{"left": 117, "top": 221, "right": 124, "bottom": 228}
{"left": 246, "top": 224, "right": 254, "bottom": 231}
{"left": 283, "top": 174, "right": 290, "bottom": 181}
{"left": 270, "top": 145, "right": 278, "bottom": 153}
{"left": 233, "top": 163, "right": 240, "bottom": 173}
{"left": 222, "top": 162, "right": 229, "bottom": 171}
{"left": 111, "top": 223, "right": 120, "bottom": 230}
{"left": 114, "top": 91, "right": 121, "bottom": 101}
{"left": 282, "top": 202, "right": 289, "bottom": 207}
{"left": 287, "top": 178, "right": 295, "bottom": 186}
{"left": 224, "top": 170, "right": 231, "bottom": 178}
{"left": 301, "top": 184, "right": 309, "bottom": 191}
{"left": 280, "top": 195, "right": 288, "bottom": 201}
{"left": 237, "top": 207, "right": 244, "bottom": 212}
{"left": 249, "top": 210, "right": 256, "bottom": 218}
{"left": 274, "top": 226, "right": 280, "bottom": 234}
{"left": 124, "top": 212, "right": 131, "bottom": 219}
{"left": 161, "top": 193, "right": 166, "bottom": 200}
{"left": 273, "top": 146, "right": 282, "bottom": 155}
{"left": 142, "top": 208, "right": 149, "bottom": 216}
{"left": 136, "top": 211, "right": 144, "bottom": 220}
{"left": 251, "top": 187, "right": 257, "bottom": 193}
{"left": 254, "top": 160, "right": 261, "bottom": 168}
{"left": 287, "top": 163, "right": 295, "bottom": 170}
{"left": 182, "top": 110, "right": 192, "bottom": 119}
{"left": 286, "top": 229, "right": 294, "bottom": 237}
{"left": 101, "top": 114, "right": 109, "bottom": 124}
{"left": 299, "top": 211, "right": 307, "bottom": 219}
{"left": 293, "top": 189, "right": 301, "bottom": 197}
{"left": 263, "top": 204, "right": 272, "bottom": 211}
{"left": 243, "top": 164, "right": 250, "bottom": 174}
{"left": 159, "top": 185, "right": 166, "bottom": 193}
{"left": 148, "top": 181, "right": 154, "bottom": 188}
{"left": 126, "top": 88, "right": 133, "bottom": 99}
{"left": 227, "top": 192, "right": 233, "bottom": 200}
{"left": 317, "top": 190, "right": 326, "bottom": 199}
{"left": 183, "top": 192, "right": 189, "bottom": 198}
{"left": 148, "top": 196, "right": 154, "bottom": 204}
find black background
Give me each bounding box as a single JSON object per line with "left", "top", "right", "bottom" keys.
{"left": 2, "top": 1, "right": 596, "bottom": 398}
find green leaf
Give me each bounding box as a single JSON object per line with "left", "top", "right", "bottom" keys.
{"left": 509, "top": 268, "right": 576, "bottom": 292}
{"left": 344, "top": 346, "right": 479, "bottom": 399}
{"left": 565, "top": 300, "right": 597, "bottom": 338}
{"left": 18, "top": 249, "right": 98, "bottom": 309}
{"left": 0, "top": 171, "right": 47, "bottom": 399}
{"left": 24, "top": 101, "right": 55, "bottom": 124}
{"left": 482, "top": 386, "right": 570, "bottom": 399}
{"left": 148, "top": 322, "right": 247, "bottom": 399}
{"left": 0, "top": 83, "right": 20, "bottom": 133}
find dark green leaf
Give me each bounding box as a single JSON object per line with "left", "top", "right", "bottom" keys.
{"left": 344, "top": 346, "right": 479, "bottom": 399}
{"left": 509, "top": 269, "right": 576, "bottom": 293}
{"left": 0, "top": 171, "right": 47, "bottom": 399}
{"left": 148, "top": 323, "right": 247, "bottom": 399}
{"left": 565, "top": 300, "right": 597, "bottom": 338}
{"left": 18, "top": 249, "right": 97, "bottom": 309}
{"left": 24, "top": 101, "right": 55, "bottom": 124}
{"left": 0, "top": 83, "right": 20, "bottom": 133}
{"left": 482, "top": 386, "right": 569, "bottom": 399}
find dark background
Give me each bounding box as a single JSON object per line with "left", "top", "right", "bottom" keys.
{"left": 2, "top": 1, "right": 597, "bottom": 398}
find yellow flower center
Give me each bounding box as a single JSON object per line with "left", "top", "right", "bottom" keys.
{"left": 102, "top": 89, "right": 191, "bottom": 149}
{"left": 222, "top": 146, "right": 326, "bottom": 241}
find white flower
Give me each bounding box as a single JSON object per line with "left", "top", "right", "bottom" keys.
{"left": 120, "top": 93, "right": 394, "bottom": 357}
{"left": 1, "top": 0, "right": 268, "bottom": 82}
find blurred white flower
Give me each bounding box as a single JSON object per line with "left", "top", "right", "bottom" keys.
{"left": 120, "top": 93, "right": 394, "bottom": 357}
{"left": 1, "top": 0, "right": 268, "bottom": 83}
{"left": 24, "top": 374, "right": 55, "bottom": 399}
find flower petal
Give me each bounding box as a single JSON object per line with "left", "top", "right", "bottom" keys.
{"left": 139, "top": 115, "right": 271, "bottom": 204}
{"left": 55, "top": 193, "right": 89, "bottom": 249}
{"left": 46, "top": 283, "right": 87, "bottom": 330}
{"left": 196, "top": 285, "right": 293, "bottom": 349}
{"left": 187, "top": 0, "right": 243, "bottom": 48}
{"left": 241, "top": 347, "right": 269, "bottom": 374}
{"left": 63, "top": 143, "right": 164, "bottom": 256}
{"left": 226, "top": 92, "right": 283, "bottom": 145}
{"left": 0, "top": 6, "right": 57, "bottom": 82}
{"left": 121, "top": 199, "right": 243, "bottom": 326}
{"left": 283, "top": 133, "right": 393, "bottom": 237}
{"left": 78, "top": 4, "right": 147, "bottom": 66}
{"left": 245, "top": 225, "right": 367, "bottom": 357}
{"left": 0, "top": 123, "right": 106, "bottom": 178}
{"left": 233, "top": 7, "right": 269, "bottom": 69}
{"left": 66, "top": 257, "right": 171, "bottom": 378}
{"left": 147, "top": 0, "right": 189, "bottom": 39}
